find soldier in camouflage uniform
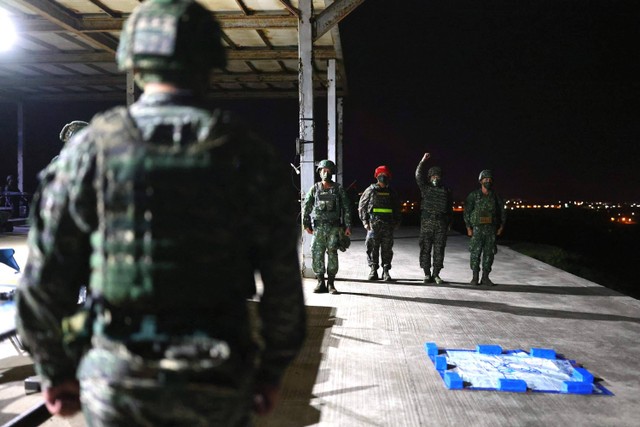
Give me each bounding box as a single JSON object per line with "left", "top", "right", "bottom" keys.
{"left": 463, "top": 169, "right": 506, "bottom": 286}
{"left": 15, "top": 1, "right": 306, "bottom": 425}
{"left": 416, "top": 153, "right": 453, "bottom": 284}
{"left": 358, "top": 165, "right": 401, "bottom": 281}
{"left": 302, "top": 159, "right": 352, "bottom": 294}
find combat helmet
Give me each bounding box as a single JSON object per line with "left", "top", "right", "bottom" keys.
{"left": 317, "top": 159, "right": 337, "bottom": 174}
{"left": 59, "top": 120, "right": 89, "bottom": 143}
{"left": 478, "top": 169, "right": 493, "bottom": 181}
{"left": 427, "top": 166, "right": 442, "bottom": 177}
{"left": 116, "top": 0, "right": 226, "bottom": 76}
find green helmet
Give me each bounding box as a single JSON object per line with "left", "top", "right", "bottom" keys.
{"left": 427, "top": 166, "right": 442, "bottom": 177}
{"left": 59, "top": 120, "right": 89, "bottom": 143}
{"left": 316, "top": 159, "right": 336, "bottom": 174}
{"left": 478, "top": 169, "right": 493, "bottom": 181}
{"left": 116, "top": 0, "right": 226, "bottom": 74}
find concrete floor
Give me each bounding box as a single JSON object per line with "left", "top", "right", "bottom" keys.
{"left": 2, "top": 226, "right": 640, "bottom": 426}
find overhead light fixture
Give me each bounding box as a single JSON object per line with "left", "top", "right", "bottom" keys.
{"left": 0, "top": 8, "right": 17, "bottom": 52}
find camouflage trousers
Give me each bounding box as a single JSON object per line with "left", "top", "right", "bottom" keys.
{"left": 78, "top": 343, "right": 254, "bottom": 427}
{"left": 365, "top": 220, "right": 395, "bottom": 269}
{"left": 469, "top": 224, "right": 497, "bottom": 272}
{"left": 311, "top": 223, "right": 341, "bottom": 277}
{"left": 419, "top": 217, "right": 448, "bottom": 271}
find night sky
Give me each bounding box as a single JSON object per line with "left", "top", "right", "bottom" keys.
{"left": 1, "top": 0, "right": 638, "bottom": 203}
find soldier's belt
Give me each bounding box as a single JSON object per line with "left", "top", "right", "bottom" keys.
{"left": 479, "top": 216, "right": 493, "bottom": 224}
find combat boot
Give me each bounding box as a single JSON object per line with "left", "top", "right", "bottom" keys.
{"left": 433, "top": 268, "right": 444, "bottom": 285}
{"left": 382, "top": 267, "right": 392, "bottom": 282}
{"left": 314, "top": 276, "right": 327, "bottom": 293}
{"left": 327, "top": 275, "right": 338, "bottom": 294}
{"left": 481, "top": 271, "right": 495, "bottom": 286}
{"left": 423, "top": 269, "right": 432, "bottom": 284}
{"left": 368, "top": 266, "right": 379, "bottom": 281}
{"left": 470, "top": 270, "right": 480, "bottom": 286}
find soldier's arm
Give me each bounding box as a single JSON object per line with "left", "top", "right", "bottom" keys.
{"left": 357, "top": 186, "right": 371, "bottom": 226}
{"left": 463, "top": 192, "right": 475, "bottom": 230}
{"left": 338, "top": 186, "right": 352, "bottom": 229}
{"left": 301, "top": 186, "right": 315, "bottom": 230}
{"left": 415, "top": 153, "right": 430, "bottom": 189}
{"left": 15, "top": 136, "right": 96, "bottom": 388}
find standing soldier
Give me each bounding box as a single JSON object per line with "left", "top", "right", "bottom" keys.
{"left": 415, "top": 153, "right": 453, "bottom": 284}
{"left": 463, "top": 169, "right": 506, "bottom": 286}
{"left": 303, "top": 159, "right": 352, "bottom": 294}
{"left": 15, "top": 0, "right": 306, "bottom": 425}
{"left": 358, "top": 165, "right": 401, "bottom": 281}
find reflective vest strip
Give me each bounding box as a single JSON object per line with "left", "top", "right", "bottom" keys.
{"left": 373, "top": 208, "right": 393, "bottom": 213}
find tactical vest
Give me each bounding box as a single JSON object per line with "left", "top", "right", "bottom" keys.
{"left": 369, "top": 184, "right": 394, "bottom": 221}
{"left": 469, "top": 191, "right": 500, "bottom": 226}
{"left": 89, "top": 107, "right": 252, "bottom": 319}
{"left": 312, "top": 182, "right": 341, "bottom": 224}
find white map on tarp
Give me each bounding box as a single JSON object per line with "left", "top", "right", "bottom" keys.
{"left": 447, "top": 350, "right": 575, "bottom": 391}
{"left": 432, "top": 348, "right": 612, "bottom": 395}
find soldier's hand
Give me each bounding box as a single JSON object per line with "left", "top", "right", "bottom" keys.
{"left": 305, "top": 227, "right": 313, "bottom": 235}
{"left": 364, "top": 223, "right": 371, "bottom": 231}
{"left": 467, "top": 227, "right": 473, "bottom": 237}
{"left": 345, "top": 227, "right": 352, "bottom": 237}
{"left": 253, "top": 383, "right": 281, "bottom": 415}
{"left": 422, "top": 153, "right": 431, "bottom": 162}
{"left": 496, "top": 225, "right": 504, "bottom": 236}
{"left": 43, "top": 380, "right": 81, "bottom": 417}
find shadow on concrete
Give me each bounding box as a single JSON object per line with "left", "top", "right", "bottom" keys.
{"left": 338, "top": 292, "right": 640, "bottom": 323}
{"left": 256, "top": 305, "right": 336, "bottom": 427}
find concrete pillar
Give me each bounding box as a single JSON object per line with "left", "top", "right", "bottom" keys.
{"left": 298, "top": 0, "right": 316, "bottom": 278}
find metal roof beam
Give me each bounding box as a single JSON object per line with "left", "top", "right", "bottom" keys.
{"left": 18, "top": 0, "right": 118, "bottom": 52}
{"left": 14, "top": 14, "right": 299, "bottom": 33}
{"left": 0, "top": 73, "right": 334, "bottom": 88}
{"left": 314, "top": 0, "right": 365, "bottom": 41}
{"left": 2, "top": 47, "right": 337, "bottom": 64}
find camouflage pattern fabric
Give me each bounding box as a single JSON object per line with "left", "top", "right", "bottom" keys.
{"left": 358, "top": 182, "right": 400, "bottom": 269}
{"left": 310, "top": 223, "right": 341, "bottom": 276}
{"left": 15, "top": 92, "right": 306, "bottom": 424}
{"left": 302, "top": 180, "right": 351, "bottom": 277}
{"left": 419, "top": 217, "right": 448, "bottom": 271}
{"left": 463, "top": 188, "right": 506, "bottom": 272}
{"left": 468, "top": 224, "right": 497, "bottom": 272}
{"left": 365, "top": 221, "right": 395, "bottom": 269}
{"left": 415, "top": 159, "right": 453, "bottom": 272}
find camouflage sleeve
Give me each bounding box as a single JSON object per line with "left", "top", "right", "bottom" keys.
{"left": 415, "top": 159, "right": 427, "bottom": 192}
{"left": 301, "top": 185, "right": 315, "bottom": 230}
{"left": 357, "top": 185, "right": 372, "bottom": 225}
{"left": 253, "top": 144, "right": 306, "bottom": 385}
{"left": 15, "top": 133, "right": 96, "bottom": 388}
{"left": 463, "top": 191, "right": 475, "bottom": 229}
{"left": 338, "top": 185, "right": 352, "bottom": 228}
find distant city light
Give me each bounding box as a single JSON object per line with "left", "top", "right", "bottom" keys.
{"left": 0, "top": 8, "right": 17, "bottom": 52}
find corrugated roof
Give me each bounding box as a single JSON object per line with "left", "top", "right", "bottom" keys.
{"left": 0, "top": 0, "right": 353, "bottom": 102}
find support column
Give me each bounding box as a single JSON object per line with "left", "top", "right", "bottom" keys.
{"left": 16, "top": 102, "right": 24, "bottom": 192}
{"left": 337, "top": 96, "right": 344, "bottom": 187}
{"left": 327, "top": 59, "right": 337, "bottom": 167}
{"left": 298, "top": 0, "right": 315, "bottom": 278}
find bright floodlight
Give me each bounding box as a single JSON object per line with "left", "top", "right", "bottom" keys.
{"left": 0, "top": 9, "right": 17, "bottom": 52}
